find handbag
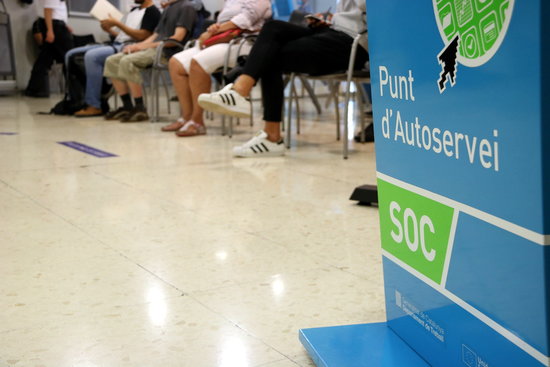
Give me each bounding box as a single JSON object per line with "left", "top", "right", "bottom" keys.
{"left": 202, "top": 29, "right": 243, "bottom": 48}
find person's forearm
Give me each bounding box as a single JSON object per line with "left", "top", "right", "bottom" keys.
{"left": 136, "top": 33, "right": 159, "bottom": 49}
{"left": 116, "top": 23, "right": 150, "bottom": 41}
{"left": 44, "top": 8, "right": 54, "bottom": 33}
{"left": 216, "top": 21, "right": 238, "bottom": 33}
{"left": 140, "top": 33, "right": 157, "bottom": 45}
{"left": 141, "top": 41, "right": 160, "bottom": 49}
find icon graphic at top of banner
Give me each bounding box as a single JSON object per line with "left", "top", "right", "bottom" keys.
{"left": 434, "top": 0, "right": 514, "bottom": 92}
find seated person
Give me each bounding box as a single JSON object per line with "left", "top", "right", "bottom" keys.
{"left": 25, "top": 0, "right": 73, "bottom": 98}
{"left": 198, "top": 0, "right": 369, "bottom": 157}
{"left": 103, "top": 0, "right": 201, "bottom": 122}
{"left": 160, "top": 0, "right": 272, "bottom": 137}
{"left": 68, "top": 0, "right": 161, "bottom": 117}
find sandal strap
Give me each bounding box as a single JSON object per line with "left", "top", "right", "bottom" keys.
{"left": 179, "top": 120, "right": 197, "bottom": 132}
{"left": 178, "top": 121, "right": 206, "bottom": 133}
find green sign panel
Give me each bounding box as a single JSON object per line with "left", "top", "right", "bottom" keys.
{"left": 378, "top": 179, "right": 455, "bottom": 284}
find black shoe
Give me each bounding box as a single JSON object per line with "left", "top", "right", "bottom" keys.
{"left": 120, "top": 107, "right": 149, "bottom": 123}
{"left": 104, "top": 107, "right": 131, "bottom": 121}
{"left": 354, "top": 123, "right": 374, "bottom": 143}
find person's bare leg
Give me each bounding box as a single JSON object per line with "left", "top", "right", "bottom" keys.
{"left": 232, "top": 74, "right": 256, "bottom": 98}
{"left": 128, "top": 81, "right": 143, "bottom": 99}
{"left": 264, "top": 121, "right": 281, "bottom": 142}
{"left": 111, "top": 78, "right": 129, "bottom": 96}
{"left": 189, "top": 59, "right": 211, "bottom": 125}
{"left": 169, "top": 57, "right": 192, "bottom": 121}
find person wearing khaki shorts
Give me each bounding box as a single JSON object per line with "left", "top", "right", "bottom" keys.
{"left": 103, "top": 0, "right": 200, "bottom": 122}
{"left": 104, "top": 48, "right": 158, "bottom": 86}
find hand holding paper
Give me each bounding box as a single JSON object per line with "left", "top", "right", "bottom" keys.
{"left": 101, "top": 14, "right": 120, "bottom": 29}
{"left": 90, "top": 0, "right": 123, "bottom": 21}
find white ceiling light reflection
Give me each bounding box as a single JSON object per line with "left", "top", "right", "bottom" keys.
{"left": 219, "top": 337, "right": 250, "bottom": 367}
{"left": 216, "top": 250, "right": 228, "bottom": 262}
{"left": 271, "top": 276, "right": 285, "bottom": 299}
{"left": 146, "top": 285, "right": 167, "bottom": 327}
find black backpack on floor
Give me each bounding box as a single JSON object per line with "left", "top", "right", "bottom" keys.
{"left": 50, "top": 35, "right": 113, "bottom": 115}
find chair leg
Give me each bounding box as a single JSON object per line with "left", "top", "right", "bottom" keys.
{"left": 332, "top": 82, "right": 340, "bottom": 141}
{"left": 155, "top": 71, "right": 161, "bottom": 122}
{"left": 281, "top": 78, "right": 288, "bottom": 132}
{"left": 343, "top": 80, "right": 352, "bottom": 159}
{"left": 357, "top": 83, "right": 368, "bottom": 143}
{"left": 143, "top": 81, "right": 149, "bottom": 116}
{"left": 299, "top": 75, "right": 322, "bottom": 114}
{"left": 160, "top": 70, "right": 171, "bottom": 116}
{"left": 148, "top": 70, "right": 157, "bottom": 122}
{"left": 291, "top": 81, "right": 301, "bottom": 135}
{"left": 249, "top": 96, "right": 254, "bottom": 127}
{"left": 286, "top": 73, "right": 296, "bottom": 149}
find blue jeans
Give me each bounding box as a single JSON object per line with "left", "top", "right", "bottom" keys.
{"left": 65, "top": 43, "right": 123, "bottom": 108}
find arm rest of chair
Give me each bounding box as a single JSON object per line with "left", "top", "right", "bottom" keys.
{"left": 221, "top": 33, "right": 259, "bottom": 74}
{"left": 154, "top": 38, "right": 187, "bottom": 66}
{"left": 346, "top": 31, "right": 369, "bottom": 81}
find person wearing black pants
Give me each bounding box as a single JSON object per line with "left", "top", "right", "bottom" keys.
{"left": 25, "top": 0, "right": 73, "bottom": 97}
{"left": 198, "top": 0, "right": 368, "bottom": 157}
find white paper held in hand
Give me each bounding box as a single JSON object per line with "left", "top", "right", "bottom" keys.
{"left": 90, "top": 0, "right": 124, "bottom": 21}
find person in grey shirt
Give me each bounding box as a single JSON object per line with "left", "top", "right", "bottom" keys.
{"left": 197, "top": 0, "right": 369, "bottom": 157}
{"left": 103, "top": 0, "right": 201, "bottom": 122}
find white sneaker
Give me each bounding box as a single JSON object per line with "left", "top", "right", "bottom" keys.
{"left": 233, "top": 130, "right": 285, "bottom": 158}
{"left": 198, "top": 83, "right": 251, "bottom": 118}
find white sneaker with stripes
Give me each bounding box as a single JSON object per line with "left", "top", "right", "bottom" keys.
{"left": 233, "top": 130, "right": 285, "bottom": 158}
{"left": 198, "top": 83, "right": 251, "bottom": 118}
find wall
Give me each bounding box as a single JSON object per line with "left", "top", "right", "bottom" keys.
{"left": 201, "top": 0, "right": 223, "bottom": 14}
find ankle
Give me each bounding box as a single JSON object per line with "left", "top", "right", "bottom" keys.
{"left": 232, "top": 84, "right": 249, "bottom": 98}
{"left": 266, "top": 133, "right": 281, "bottom": 142}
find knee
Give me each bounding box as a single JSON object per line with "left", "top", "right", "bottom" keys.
{"left": 169, "top": 57, "right": 186, "bottom": 75}
{"left": 87, "top": 49, "right": 107, "bottom": 66}
{"left": 261, "top": 20, "right": 283, "bottom": 36}
{"left": 190, "top": 59, "right": 206, "bottom": 75}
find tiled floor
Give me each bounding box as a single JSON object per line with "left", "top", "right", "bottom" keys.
{"left": 0, "top": 92, "right": 384, "bottom": 367}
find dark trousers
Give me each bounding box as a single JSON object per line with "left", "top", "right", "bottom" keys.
{"left": 25, "top": 20, "right": 73, "bottom": 96}
{"left": 242, "top": 20, "right": 369, "bottom": 122}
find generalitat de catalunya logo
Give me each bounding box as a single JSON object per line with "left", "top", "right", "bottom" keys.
{"left": 433, "top": 0, "right": 514, "bottom": 93}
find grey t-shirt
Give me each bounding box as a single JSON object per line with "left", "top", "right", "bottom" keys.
{"left": 154, "top": 0, "right": 202, "bottom": 43}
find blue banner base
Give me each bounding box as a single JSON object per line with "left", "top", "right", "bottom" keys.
{"left": 299, "top": 322, "right": 430, "bottom": 367}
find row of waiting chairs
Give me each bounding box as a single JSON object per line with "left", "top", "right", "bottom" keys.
{"left": 140, "top": 15, "right": 371, "bottom": 159}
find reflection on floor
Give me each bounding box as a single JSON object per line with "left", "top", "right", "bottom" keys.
{"left": 0, "top": 93, "right": 383, "bottom": 367}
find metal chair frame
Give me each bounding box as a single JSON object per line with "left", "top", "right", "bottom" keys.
{"left": 285, "top": 31, "right": 370, "bottom": 159}
{"left": 148, "top": 38, "right": 187, "bottom": 122}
